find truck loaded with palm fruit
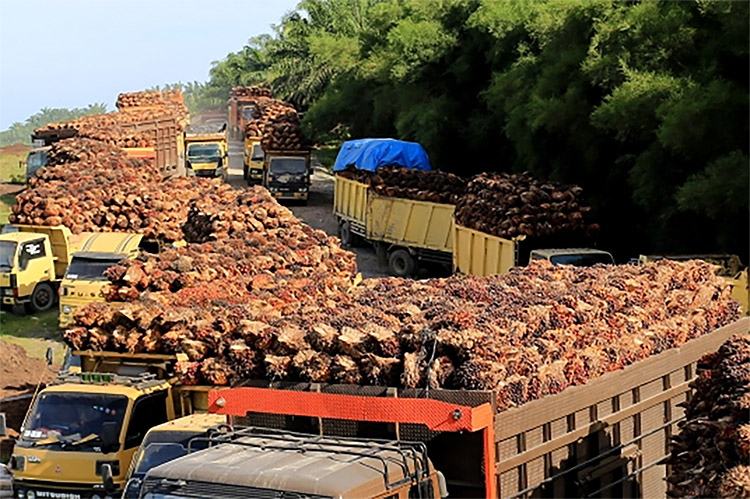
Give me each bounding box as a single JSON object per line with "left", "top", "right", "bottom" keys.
{"left": 233, "top": 86, "right": 312, "bottom": 201}
{"left": 333, "top": 139, "right": 606, "bottom": 277}
{"left": 0, "top": 226, "right": 142, "bottom": 315}
{"left": 184, "top": 123, "right": 228, "bottom": 178}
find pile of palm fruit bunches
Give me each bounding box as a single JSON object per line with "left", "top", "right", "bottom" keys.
{"left": 336, "top": 167, "right": 598, "bottom": 240}
{"left": 13, "top": 88, "right": 742, "bottom": 422}
{"left": 235, "top": 86, "right": 307, "bottom": 151}
{"left": 667, "top": 334, "right": 750, "bottom": 498}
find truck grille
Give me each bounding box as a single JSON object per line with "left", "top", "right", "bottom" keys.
{"left": 142, "top": 479, "right": 332, "bottom": 499}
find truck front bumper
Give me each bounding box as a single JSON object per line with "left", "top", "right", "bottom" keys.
{"left": 192, "top": 168, "right": 223, "bottom": 178}
{"left": 0, "top": 288, "right": 25, "bottom": 306}
{"left": 271, "top": 191, "right": 308, "bottom": 200}
{"left": 13, "top": 479, "right": 119, "bottom": 499}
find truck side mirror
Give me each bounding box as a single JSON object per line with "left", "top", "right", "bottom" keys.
{"left": 45, "top": 346, "right": 54, "bottom": 366}
{"left": 101, "top": 421, "right": 119, "bottom": 452}
{"left": 101, "top": 464, "right": 115, "bottom": 493}
{"left": 18, "top": 252, "right": 29, "bottom": 271}
{"left": 0, "top": 413, "right": 7, "bottom": 438}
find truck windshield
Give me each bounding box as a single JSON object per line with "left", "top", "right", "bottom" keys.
{"left": 0, "top": 241, "right": 16, "bottom": 268}
{"left": 26, "top": 149, "right": 48, "bottom": 177}
{"left": 251, "top": 145, "right": 264, "bottom": 161}
{"left": 134, "top": 443, "right": 188, "bottom": 476}
{"left": 66, "top": 256, "right": 123, "bottom": 280}
{"left": 23, "top": 392, "right": 128, "bottom": 444}
{"left": 550, "top": 253, "right": 614, "bottom": 267}
{"left": 187, "top": 144, "right": 221, "bottom": 160}
{"left": 270, "top": 158, "right": 307, "bottom": 175}
{"left": 132, "top": 431, "right": 210, "bottom": 478}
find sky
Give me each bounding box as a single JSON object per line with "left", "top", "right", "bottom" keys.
{"left": 0, "top": 0, "right": 299, "bottom": 130}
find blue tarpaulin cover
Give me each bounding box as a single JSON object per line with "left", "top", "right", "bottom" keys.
{"left": 333, "top": 139, "right": 431, "bottom": 172}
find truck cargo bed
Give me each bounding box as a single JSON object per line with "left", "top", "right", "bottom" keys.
{"left": 453, "top": 223, "right": 522, "bottom": 276}
{"left": 120, "top": 116, "right": 184, "bottom": 177}
{"left": 333, "top": 176, "right": 368, "bottom": 230}
{"left": 367, "top": 194, "right": 454, "bottom": 254}
{"left": 209, "top": 318, "right": 748, "bottom": 498}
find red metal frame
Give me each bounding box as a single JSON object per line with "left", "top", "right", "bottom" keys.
{"left": 210, "top": 387, "right": 497, "bottom": 497}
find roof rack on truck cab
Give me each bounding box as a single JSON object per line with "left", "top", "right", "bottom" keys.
{"left": 55, "top": 371, "right": 165, "bottom": 390}
{"left": 188, "top": 426, "right": 432, "bottom": 490}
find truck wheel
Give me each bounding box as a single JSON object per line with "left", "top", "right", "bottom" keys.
{"left": 25, "top": 282, "right": 56, "bottom": 314}
{"left": 339, "top": 221, "right": 355, "bottom": 247}
{"left": 389, "top": 249, "right": 416, "bottom": 277}
{"left": 243, "top": 164, "right": 248, "bottom": 180}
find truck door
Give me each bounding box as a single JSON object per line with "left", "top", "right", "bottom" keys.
{"left": 118, "top": 391, "right": 170, "bottom": 484}
{"left": 124, "top": 392, "right": 170, "bottom": 452}
{"left": 17, "top": 238, "right": 52, "bottom": 297}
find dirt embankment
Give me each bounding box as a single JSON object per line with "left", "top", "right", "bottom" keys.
{"left": 0, "top": 340, "right": 56, "bottom": 399}
{"left": 0, "top": 143, "right": 30, "bottom": 157}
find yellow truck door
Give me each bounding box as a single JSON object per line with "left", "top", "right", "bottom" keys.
{"left": 16, "top": 237, "right": 55, "bottom": 299}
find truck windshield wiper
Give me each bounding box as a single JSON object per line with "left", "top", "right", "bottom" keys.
{"left": 31, "top": 434, "right": 64, "bottom": 447}
{"left": 70, "top": 433, "right": 99, "bottom": 446}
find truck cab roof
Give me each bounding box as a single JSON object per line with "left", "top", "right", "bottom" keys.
{"left": 0, "top": 232, "right": 43, "bottom": 244}
{"left": 146, "top": 413, "right": 226, "bottom": 434}
{"left": 143, "top": 428, "right": 433, "bottom": 498}
{"left": 530, "top": 248, "right": 615, "bottom": 266}
{"left": 44, "top": 372, "right": 171, "bottom": 399}
{"left": 531, "top": 248, "right": 613, "bottom": 258}
{"left": 75, "top": 232, "right": 142, "bottom": 255}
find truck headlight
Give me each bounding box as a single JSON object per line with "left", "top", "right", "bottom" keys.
{"left": 2, "top": 288, "right": 12, "bottom": 296}
{"left": 10, "top": 455, "right": 25, "bottom": 471}
{"left": 26, "top": 491, "right": 36, "bottom": 499}
{"left": 62, "top": 305, "right": 72, "bottom": 314}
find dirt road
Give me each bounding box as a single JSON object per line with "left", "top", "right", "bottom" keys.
{"left": 226, "top": 141, "right": 390, "bottom": 278}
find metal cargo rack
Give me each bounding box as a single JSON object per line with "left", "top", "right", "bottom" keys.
{"left": 187, "top": 426, "right": 432, "bottom": 494}
{"left": 208, "top": 318, "right": 748, "bottom": 498}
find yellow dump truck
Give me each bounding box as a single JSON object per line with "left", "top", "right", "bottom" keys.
{"left": 8, "top": 351, "right": 214, "bottom": 497}
{"left": 334, "top": 179, "right": 610, "bottom": 277}
{"left": 0, "top": 226, "right": 93, "bottom": 313}
{"left": 452, "top": 224, "right": 610, "bottom": 276}
{"left": 264, "top": 149, "right": 312, "bottom": 202}
{"left": 59, "top": 233, "right": 143, "bottom": 327}
{"left": 334, "top": 176, "right": 455, "bottom": 276}
{"left": 184, "top": 124, "right": 228, "bottom": 178}
{"left": 242, "top": 136, "right": 264, "bottom": 184}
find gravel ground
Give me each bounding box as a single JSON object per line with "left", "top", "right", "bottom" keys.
{"left": 226, "top": 141, "right": 390, "bottom": 278}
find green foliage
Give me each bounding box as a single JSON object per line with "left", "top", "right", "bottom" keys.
{"left": 0, "top": 104, "right": 108, "bottom": 147}
{"left": 198, "top": 0, "right": 750, "bottom": 259}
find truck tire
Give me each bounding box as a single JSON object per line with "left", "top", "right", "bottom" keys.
{"left": 243, "top": 164, "right": 248, "bottom": 180}
{"left": 389, "top": 249, "right": 416, "bottom": 277}
{"left": 25, "top": 282, "right": 56, "bottom": 314}
{"left": 339, "top": 221, "right": 355, "bottom": 248}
